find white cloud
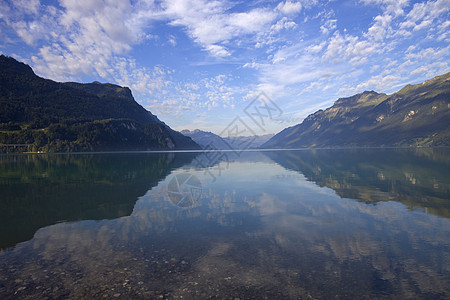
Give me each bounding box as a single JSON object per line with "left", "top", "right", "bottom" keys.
{"left": 205, "top": 44, "right": 230, "bottom": 57}
{"left": 370, "top": 65, "right": 380, "bottom": 72}
{"left": 410, "top": 66, "right": 429, "bottom": 76}
{"left": 1, "top": 0, "right": 305, "bottom": 122}
{"left": 307, "top": 41, "right": 326, "bottom": 53}
{"left": 366, "top": 13, "right": 393, "bottom": 41}
{"left": 251, "top": 44, "right": 336, "bottom": 101}
{"left": 361, "top": 0, "right": 409, "bottom": 16}
{"left": 114, "top": 59, "right": 173, "bottom": 95}
{"left": 58, "top": 0, "right": 137, "bottom": 53}
{"left": 234, "top": 0, "right": 449, "bottom": 128}
{"left": 0, "top": 0, "right": 308, "bottom": 85}
{"left": 12, "top": 0, "right": 40, "bottom": 15}
{"left": 243, "top": 61, "right": 261, "bottom": 69}
{"left": 437, "top": 20, "right": 450, "bottom": 41}
{"left": 439, "top": 20, "right": 450, "bottom": 30}
{"left": 145, "top": 72, "right": 245, "bottom": 118}
{"left": 324, "top": 32, "right": 379, "bottom": 64}
{"left": 147, "top": 99, "right": 192, "bottom": 117}
{"left": 1, "top": 2, "right": 58, "bottom": 46}
{"left": 276, "top": 1, "right": 302, "bottom": 15}
{"left": 362, "top": 0, "right": 410, "bottom": 41}
{"left": 31, "top": 45, "right": 92, "bottom": 81}
{"left": 2, "top": 0, "right": 157, "bottom": 82}
{"left": 405, "top": 45, "right": 450, "bottom": 61}
{"left": 354, "top": 74, "right": 402, "bottom": 92}
{"left": 1, "top": 0, "right": 449, "bottom": 131}
{"left": 320, "top": 19, "right": 336, "bottom": 35}
{"left": 168, "top": 35, "right": 177, "bottom": 46}
{"left": 271, "top": 17, "right": 297, "bottom": 33}
{"left": 399, "top": 0, "right": 449, "bottom": 35}
{"left": 164, "top": 0, "right": 277, "bottom": 56}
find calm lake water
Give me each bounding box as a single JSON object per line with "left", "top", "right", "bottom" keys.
{"left": 0, "top": 148, "right": 449, "bottom": 299}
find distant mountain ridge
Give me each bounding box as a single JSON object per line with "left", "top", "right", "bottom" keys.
{"left": 181, "top": 129, "right": 227, "bottom": 149}
{"left": 181, "top": 129, "right": 273, "bottom": 150}
{"left": 263, "top": 72, "right": 450, "bottom": 148}
{"left": 0, "top": 55, "right": 199, "bottom": 152}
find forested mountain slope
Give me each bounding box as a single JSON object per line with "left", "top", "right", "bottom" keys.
{"left": 263, "top": 73, "right": 450, "bottom": 148}
{"left": 0, "top": 55, "right": 199, "bottom": 152}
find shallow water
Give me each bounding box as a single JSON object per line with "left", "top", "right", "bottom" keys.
{"left": 0, "top": 148, "right": 449, "bottom": 299}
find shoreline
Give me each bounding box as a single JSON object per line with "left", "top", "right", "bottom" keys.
{"left": 1, "top": 145, "right": 449, "bottom": 155}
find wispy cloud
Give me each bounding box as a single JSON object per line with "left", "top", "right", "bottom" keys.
{"left": 276, "top": 1, "right": 302, "bottom": 15}
{"left": 163, "top": 0, "right": 278, "bottom": 57}
{"left": 0, "top": 0, "right": 448, "bottom": 133}
{"left": 2, "top": 0, "right": 157, "bottom": 81}
{"left": 237, "top": 0, "right": 449, "bottom": 125}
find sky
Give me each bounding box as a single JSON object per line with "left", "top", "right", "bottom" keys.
{"left": 0, "top": 0, "right": 449, "bottom": 136}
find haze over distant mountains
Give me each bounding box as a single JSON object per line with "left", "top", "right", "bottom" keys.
{"left": 263, "top": 72, "right": 450, "bottom": 148}
{"left": 181, "top": 129, "right": 273, "bottom": 150}
{"left": 0, "top": 55, "right": 199, "bottom": 152}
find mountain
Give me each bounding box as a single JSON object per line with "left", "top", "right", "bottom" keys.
{"left": 0, "top": 55, "right": 200, "bottom": 152}
{"left": 181, "top": 129, "right": 274, "bottom": 150}
{"left": 263, "top": 73, "right": 450, "bottom": 148}
{"left": 181, "top": 129, "right": 229, "bottom": 149}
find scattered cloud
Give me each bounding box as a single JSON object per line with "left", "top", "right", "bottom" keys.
{"left": 11, "top": 0, "right": 41, "bottom": 15}
{"left": 164, "top": 0, "right": 277, "bottom": 56}
{"left": 204, "top": 44, "right": 231, "bottom": 57}
{"left": 320, "top": 19, "right": 337, "bottom": 35}
{"left": 399, "top": 0, "right": 449, "bottom": 35}
{"left": 1, "top": 0, "right": 159, "bottom": 83}
{"left": 361, "top": 0, "right": 409, "bottom": 16}
{"left": 1, "top": 0, "right": 449, "bottom": 133}
{"left": 276, "top": 1, "right": 302, "bottom": 15}
{"left": 271, "top": 17, "right": 297, "bottom": 33}
{"left": 168, "top": 35, "right": 177, "bottom": 46}
{"left": 145, "top": 72, "right": 245, "bottom": 118}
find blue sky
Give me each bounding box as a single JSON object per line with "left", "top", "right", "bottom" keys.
{"left": 1, "top": 0, "right": 449, "bottom": 135}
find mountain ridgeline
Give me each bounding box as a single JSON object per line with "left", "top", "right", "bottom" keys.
{"left": 0, "top": 55, "right": 199, "bottom": 152}
{"left": 181, "top": 129, "right": 273, "bottom": 150}
{"left": 263, "top": 72, "right": 450, "bottom": 148}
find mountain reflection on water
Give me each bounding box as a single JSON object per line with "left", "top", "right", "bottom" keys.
{"left": 0, "top": 149, "right": 449, "bottom": 299}
{"left": 0, "top": 152, "right": 198, "bottom": 249}
{"left": 265, "top": 147, "right": 450, "bottom": 218}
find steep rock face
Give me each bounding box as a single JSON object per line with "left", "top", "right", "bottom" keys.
{"left": 263, "top": 73, "right": 450, "bottom": 148}
{"left": 0, "top": 55, "right": 200, "bottom": 152}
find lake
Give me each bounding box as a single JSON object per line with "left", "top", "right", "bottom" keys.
{"left": 0, "top": 148, "right": 449, "bottom": 299}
